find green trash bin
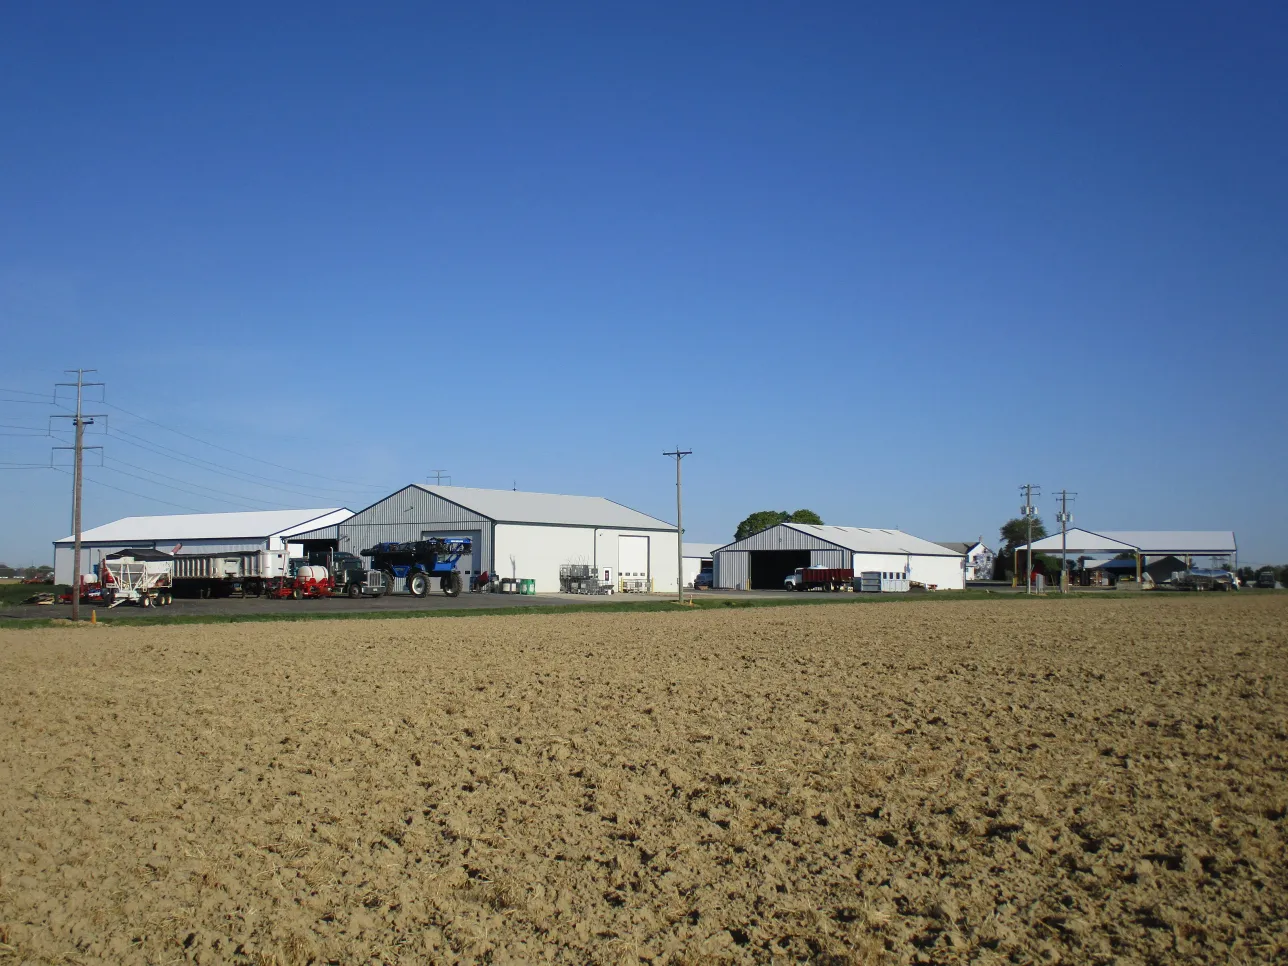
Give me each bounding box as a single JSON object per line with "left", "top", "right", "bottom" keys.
{"left": 520, "top": 578, "right": 535, "bottom": 595}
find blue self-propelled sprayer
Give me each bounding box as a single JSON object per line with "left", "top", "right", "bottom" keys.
{"left": 361, "top": 538, "right": 472, "bottom": 598}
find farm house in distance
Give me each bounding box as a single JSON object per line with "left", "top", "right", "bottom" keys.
{"left": 712, "top": 524, "right": 966, "bottom": 590}
{"left": 934, "top": 539, "right": 994, "bottom": 580}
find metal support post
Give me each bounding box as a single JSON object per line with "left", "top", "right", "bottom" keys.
{"left": 1056, "top": 489, "right": 1076, "bottom": 594}
{"left": 53, "top": 370, "right": 104, "bottom": 622}
{"left": 663, "top": 448, "right": 692, "bottom": 603}
{"left": 1019, "top": 484, "right": 1040, "bottom": 595}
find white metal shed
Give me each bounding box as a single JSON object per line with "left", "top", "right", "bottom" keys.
{"left": 712, "top": 523, "right": 965, "bottom": 590}
{"left": 291, "top": 484, "right": 679, "bottom": 594}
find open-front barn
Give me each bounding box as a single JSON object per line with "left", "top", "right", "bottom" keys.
{"left": 712, "top": 523, "right": 965, "bottom": 590}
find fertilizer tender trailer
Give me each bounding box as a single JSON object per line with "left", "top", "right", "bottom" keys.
{"left": 361, "top": 538, "right": 471, "bottom": 598}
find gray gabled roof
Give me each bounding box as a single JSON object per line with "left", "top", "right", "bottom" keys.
{"left": 56, "top": 508, "right": 353, "bottom": 545}
{"left": 414, "top": 485, "right": 674, "bottom": 530}
{"left": 935, "top": 540, "right": 987, "bottom": 555}
{"left": 714, "top": 523, "right": 963, "bottom": 557}
{"left": 786, "top": 525, "right": 964, "bottom": 556}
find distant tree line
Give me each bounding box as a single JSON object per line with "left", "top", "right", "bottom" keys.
{"left": 0, "top": 563, "right": 53, "bottom": 578}
{"left": 0, "top": 563, "right": 53, "bottom": 579}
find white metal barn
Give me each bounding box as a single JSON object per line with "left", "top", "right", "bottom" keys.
{"left": 712, "top": 524, "right": 966, "bottom": 590}
{"left": 681, "top": 543, "right": 722, "bottom": 588}
{"left": 52, "top": 508, "right": 355, "bottom": 585}
{"left": 292, "top": 485, "right": 679, "bottom": 594}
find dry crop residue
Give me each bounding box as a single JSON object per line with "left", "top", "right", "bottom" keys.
{"left": 1, "top": 595, "right": 1286, "bottom": 964}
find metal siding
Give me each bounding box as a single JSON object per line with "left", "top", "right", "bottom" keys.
{"left": 810, "top": 549, "right": 847, "bottom": 568}
{"left": 713, "top": 550, "right": 749, "bottom": 589}
{"left": 334, "top": 487, "right": 494, "bottom": 573}
{"left": 720, "top": 525, "right": 842, "bottom": 553}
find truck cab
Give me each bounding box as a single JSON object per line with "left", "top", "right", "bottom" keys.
{"left": 784, "top": 567, "right": 806, "bottom": 590}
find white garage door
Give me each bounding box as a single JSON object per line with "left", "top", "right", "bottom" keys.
{"left": 618, "top": 535, "right": 649, "bottom": 583}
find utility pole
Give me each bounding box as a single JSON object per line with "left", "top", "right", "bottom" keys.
{"left": 1019, "top": 483, "right": 1040, "bottom": 595}
{"left": 53, "top": 370, "right": 104, "bottom": 622}
{"left": 663, "top": 448, "right": 692, "bottom": 603}
{"left": 1055, "top": 489, "right": 1076, "bottom": 594}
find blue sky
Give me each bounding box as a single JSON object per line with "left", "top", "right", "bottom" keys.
{"left": 2, "top": 1, "right": 1285, "bottom": 566}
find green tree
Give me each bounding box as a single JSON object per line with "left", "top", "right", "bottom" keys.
{"left": 995, "top": 517, "right": 1049, "bottom": 579}
{"left": 734, "top": 509, "right": 824, "bottom": 542}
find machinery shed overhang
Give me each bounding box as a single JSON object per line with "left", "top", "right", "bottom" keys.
{"left": 1019, "top": 528, "right": 1237, "bottom": 557}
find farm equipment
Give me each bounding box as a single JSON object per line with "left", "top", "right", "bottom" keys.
{"left": 265, "top": 552, "right": 389, "bottom": 600}
{"left": 559, "top": 564, "right": 614, "bottom": 595}
{"left": 171, "top": 549, "right": 293, "bottom": 598}
{"left": 784, "top": 567, "right": 854, "bottom": 591}
{"left": 99, "top": 548, "right": 174, "bottom": 607}
{"left": 361, "top": 538, "right": 472, "bottom": 598}
{"left": 59, "top": 576, "right": 111, "bottom": 605}
{"left": 1169, "top": 568, "right": 1238, "bottom": 592}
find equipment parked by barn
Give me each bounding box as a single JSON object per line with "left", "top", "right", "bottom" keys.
{"left": 1256, "top": 567, "right": 1278, "bottom": 589}
{"left": 361, "top": 538, "right": 471, "bottom": 598}
{"left": 1169, "top": 568, "right": 1238, "bottom": 592}
{"left": 100, "top": 548, "right": 174, "bottom": 607}
{"left": 559, "top": 564, "right": 614, "bottom": 595}
{"left": 784, "top": 567, "right": 854, "bottom": 591}
{"left": 316, "top": 551, "right": 389, "bottom": 598}
{"left": 171, "top": 549, "right": 292, "bottom": 599}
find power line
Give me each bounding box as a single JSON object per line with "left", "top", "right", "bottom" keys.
{"left": 45, "top": 424, "right": 309, "bottom": 508}
{"left": 96, "top": 462, "right": 280, "bottom": 510}
{"left": 102, "top": 428, "right": 369, "bottom": 504}
{"left": 102, "top": 456, "right": 288, "bottom": 509}
{"left": 98, "top": 398, "right": 389, "bottom": 489}
{"left": 52, "top": 466, "right": 205, "bottom": 512}
{"left": 105, "top": 425, "right": 380, "bottom": 500}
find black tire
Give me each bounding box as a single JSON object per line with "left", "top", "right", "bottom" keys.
{"left": 245, "top": 580, "right": 260, "bottom": 598}
{"left": 347, "top": 582, "right": 361, "bottom": 599}
{"left": 408, "top": 572, "right": 429, "bottom": 597}
{"left": 382, "top": 571, "right": 396, "bottom": 596}
{"left": 291, "top": 586, "right": 303, "bottom": 600}
{"left": 441, "top": 572, "right": 462, "bottom": 598}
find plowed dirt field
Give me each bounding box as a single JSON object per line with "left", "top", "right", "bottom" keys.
{"left": 2, "top": 595, "right": 1286, "bottom": 965}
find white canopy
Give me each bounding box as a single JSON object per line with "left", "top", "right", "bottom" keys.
{"left": 1020, "top": 528, "right": 1236, "bottom": 556}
